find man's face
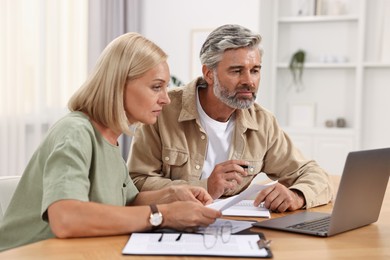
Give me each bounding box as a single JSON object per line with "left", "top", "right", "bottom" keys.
{"left": 212, "top": 47, "right": 261, "bottom": 109}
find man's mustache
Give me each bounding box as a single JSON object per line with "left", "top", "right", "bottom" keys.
{"left": 230, "top": 85, "right": 257, "bottom": 98}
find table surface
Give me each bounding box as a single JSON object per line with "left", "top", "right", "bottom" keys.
{"left": 1, "top": 177, "right": 389, "bottom": 260}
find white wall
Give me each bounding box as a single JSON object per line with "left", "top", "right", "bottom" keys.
{"left": 140, "top": 0, "right": 390, "bottom": 151}
{"left": 141, "top": 0, "right": 260, "bottom": 83}
{"left": 362, "top": 68, "right": 390, "bottom": 149}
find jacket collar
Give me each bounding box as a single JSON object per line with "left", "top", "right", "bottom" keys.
{"left": 178, "top": 77, "right": 203, "bottom": 122}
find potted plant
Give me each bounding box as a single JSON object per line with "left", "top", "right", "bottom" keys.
{"left": 170, "top": 75, "right": 184, "bottom": 87}
{"left": 289, "top": 49, "right": 306, "bottom": 92}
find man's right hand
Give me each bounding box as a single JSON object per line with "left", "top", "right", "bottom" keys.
{"left": 207, "top": 159, "right": 249, "bottom": 199}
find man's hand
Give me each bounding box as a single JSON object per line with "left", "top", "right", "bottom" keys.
{"left": 207, "top": 160, "right": 249, "bottom": 199}
{"left": 253, "top": 183, "right": 305, "bottom": 212}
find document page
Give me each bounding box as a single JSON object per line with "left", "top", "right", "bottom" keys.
{"left": 221, "top": 200, "right": 270, "bottom": 218}
{"left": 204, "top": 218, "right": 255, "bottom": 234}
{"left": 122, "top": 233, "right": 270, "bottom": 257}
{"left": 207, "top": 180, "right": 278, "bottom": 212}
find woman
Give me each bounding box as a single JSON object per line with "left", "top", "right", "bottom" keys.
{"left": 0, "top": 32, "right": 221, "bottom": 252}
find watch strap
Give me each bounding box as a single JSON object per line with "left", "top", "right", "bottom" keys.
{"left": 150, "top": 204, "right": 159, "bottom": 215}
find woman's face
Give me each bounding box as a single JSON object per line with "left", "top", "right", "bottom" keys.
{"left": 125, "top": 61, "right": 171, "bottom": 125}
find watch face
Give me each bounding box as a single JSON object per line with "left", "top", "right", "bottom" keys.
{"left": 150, "top": 212, "right": 163, "bottom": 226}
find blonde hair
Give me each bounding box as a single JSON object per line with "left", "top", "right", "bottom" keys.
{"left": 68, "top": 32, "right": 168, "bottom": 135}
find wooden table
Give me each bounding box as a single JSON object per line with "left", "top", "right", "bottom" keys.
{"left": 1, "top": 177, "right": 389, "bottom": 260}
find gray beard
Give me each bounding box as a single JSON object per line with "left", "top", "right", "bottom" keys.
{"left": 213, "top": 73, "right": 256, "bottom": 109}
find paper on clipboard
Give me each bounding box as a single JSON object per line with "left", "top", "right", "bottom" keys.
{"left": 207, "top": 181, "right": 278, "bottom": 211}
{"left": 122, "top": 233, "right": 271, "bottom": 258}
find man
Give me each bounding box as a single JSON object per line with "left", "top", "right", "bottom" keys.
{"left": 128, "top": 24, "right": 332, "bottom": 212}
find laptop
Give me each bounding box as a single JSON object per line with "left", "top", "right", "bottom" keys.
{"left": 252, "top": 148, "right": 390, "bottom": 237}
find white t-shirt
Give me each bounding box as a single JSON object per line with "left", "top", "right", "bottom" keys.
{"left": 196, "top": 87, "right": 235, "bottom": 179}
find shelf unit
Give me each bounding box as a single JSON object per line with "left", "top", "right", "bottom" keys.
{"left": 363, "top": 63, "right": 390, "bottom": 68}
{"left": 269, "top": 0, "right": 368, "bottom": 175}
{"left": 361, "top": 1, "right": 390, "bottom": 150}
{"left": 278, "top": 15, "right": 359, "bottom": 23}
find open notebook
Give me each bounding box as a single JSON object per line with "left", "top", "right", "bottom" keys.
{"left": 253, "top": 148, "right": 390, "bottom": 237}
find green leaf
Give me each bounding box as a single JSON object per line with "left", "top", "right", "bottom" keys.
{"left": 289, "top": 49, "right": 306, "bottom": 85}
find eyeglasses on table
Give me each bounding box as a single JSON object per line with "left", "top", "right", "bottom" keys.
{"left": 198, "top": 221, "right": 233, "bottom": 249}
{"left": 157, "top": 221, "right": 233, "bottom": 249}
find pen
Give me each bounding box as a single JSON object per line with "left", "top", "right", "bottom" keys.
{"left": 158, "top": 233, "right": 182, "bottom": 242}
{"left": 158, "top": 233, "right": 164, "bottom": 242}
{"left": 240, "top": 165, "right": 258, "bottom": 175}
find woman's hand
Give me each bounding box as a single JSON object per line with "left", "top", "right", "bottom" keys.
{"left": 159, "top": 201, "right": 221, "bottom": 230}
{"left": 165, "top": 185, "right": 213, "bottom": 205}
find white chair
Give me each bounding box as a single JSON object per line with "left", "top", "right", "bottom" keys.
{"left": 0, "top": 175, "right": 21, "bottom": 222}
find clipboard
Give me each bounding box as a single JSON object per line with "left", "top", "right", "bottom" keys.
{"left": 122, "top": 232, "right": 273, "bottom": 258}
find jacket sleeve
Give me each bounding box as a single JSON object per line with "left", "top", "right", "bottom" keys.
{"left": 262, "top": 116, "right": 333, "bottom": 208}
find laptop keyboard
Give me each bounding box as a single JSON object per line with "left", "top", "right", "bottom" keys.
{"left": 287, "top": 216, "right": 331, "bottom": 232}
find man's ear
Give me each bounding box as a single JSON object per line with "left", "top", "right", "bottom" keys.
{"left": 202, "top": 65, "right": 214, "bottom": 85}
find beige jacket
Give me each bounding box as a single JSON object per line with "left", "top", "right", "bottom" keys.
{"left": 128, "top": 78, "right": 332, "bottom": 208}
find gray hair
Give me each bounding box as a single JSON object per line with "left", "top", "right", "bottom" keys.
{"left": 199, "top": 24, "right": 262, "bottom": 69}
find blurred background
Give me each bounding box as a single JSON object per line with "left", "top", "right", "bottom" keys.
{"left": 1, "top": 0, "right": 389, "bottom": 177}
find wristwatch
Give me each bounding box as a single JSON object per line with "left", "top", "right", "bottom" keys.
{"left": 149, "top": 204, "right": 163, "bottom": 229}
